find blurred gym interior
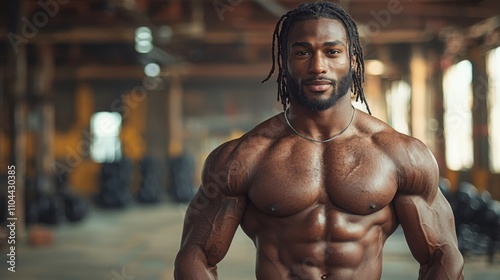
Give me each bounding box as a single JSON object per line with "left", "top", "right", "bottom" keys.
{"left": 0, "top": 0, "right": 500, "bottom": 279}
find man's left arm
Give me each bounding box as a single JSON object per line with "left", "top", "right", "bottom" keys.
{"left": 393, "top": 139, "right": 464, "bottom": 280}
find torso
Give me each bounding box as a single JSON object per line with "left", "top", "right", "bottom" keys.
{"left": 231, "top": 110, "right": 401, "bottom": 279}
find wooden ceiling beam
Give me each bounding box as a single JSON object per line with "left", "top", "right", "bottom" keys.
{"left": 348, "top": 4, "right": 497, "bottom": 21}
{"left": 51, "top": 63, "right": 271, "bottom": 80}
{"left": 181, "top": 63, "right": 270, "bottom": 79}
{"left": 32, "top": 27, "right": 136, "bottom": 43}
{"left": 54, "top": 65, "right": 147, "bottom": 80}
{"left": 14, "top": 26, "right": 437, "bottom": 45}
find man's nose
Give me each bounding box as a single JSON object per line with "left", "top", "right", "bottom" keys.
{"left": 309, "top": 54, "right": 328, "bottom": 75}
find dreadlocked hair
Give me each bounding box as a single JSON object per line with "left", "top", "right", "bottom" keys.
{"left": 262, "top": 1, "right": 371, "bottom": 114}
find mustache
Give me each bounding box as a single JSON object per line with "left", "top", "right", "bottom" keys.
{"left": 303, "top": 76, "right": 336, "bottom": 84}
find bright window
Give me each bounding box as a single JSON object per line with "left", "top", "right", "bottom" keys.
{"left": 90, "top": 112, "right": 122, "bottom": 163}
{"left": 487, "top": 47, "right": 500, "bottom": 173}
{"left": 443, "top": 60, "right": 474, "bottom": 171}
{"left": 385, "top": 80, "right": 411, "bottom": 135}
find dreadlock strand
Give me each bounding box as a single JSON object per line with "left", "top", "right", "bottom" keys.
{"left": 262, "top": 16, "right": 283, "bottom": 83}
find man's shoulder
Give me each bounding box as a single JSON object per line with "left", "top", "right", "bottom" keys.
{"left": 357, "top": 110, "right": 437, "bottom": 171}
{"left": 201, "top": 114, "right": 285, "bottom": 193}
{"left": 357, "top": 112, "right": 438, "bottom": 193}
{"left": 356, "top": 111, "right": 428, "bottom": 154}
{"left": 229, "top": 112, "right": 287, "bottom": 154}
{"left": 204, "top": 113, "right": 285, "bottom": 169}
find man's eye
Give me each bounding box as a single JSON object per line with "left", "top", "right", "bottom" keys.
{"left": 328, "top": 50, "right": 340, "bottom": 55}
{"left": 296, "top": 51, "right": 309, "bottom": 56}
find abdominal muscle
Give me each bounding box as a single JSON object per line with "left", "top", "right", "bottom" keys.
{"left": 241, "top": 203, "right": 395, "bottom": 280}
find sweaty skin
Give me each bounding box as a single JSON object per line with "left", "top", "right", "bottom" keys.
{"left": 174, "top": 18, "right": 464, "bottom": 280}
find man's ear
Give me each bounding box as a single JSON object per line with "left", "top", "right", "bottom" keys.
{"left": 351, "top": 54, "right": 357, "bottom": 70}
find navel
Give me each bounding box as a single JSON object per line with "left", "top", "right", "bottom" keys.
{"left": 369, "top": 203, "right": 377, "bottom": 210}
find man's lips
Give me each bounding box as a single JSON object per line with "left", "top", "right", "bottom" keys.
{"left": 304, "top": 80, "right": 333, "bottom": 92}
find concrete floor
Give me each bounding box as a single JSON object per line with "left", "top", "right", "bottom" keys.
{"left": 1, "top": 202, "right": 499, "bottom": 280}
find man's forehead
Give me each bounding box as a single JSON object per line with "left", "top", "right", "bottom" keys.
{"left": 287, "top": 18, "right": 348, "bottom": 45}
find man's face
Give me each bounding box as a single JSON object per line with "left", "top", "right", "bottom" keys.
{"left": 286, "top": 18, "right": 353, "bottom": 111}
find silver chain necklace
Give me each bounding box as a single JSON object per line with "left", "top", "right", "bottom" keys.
{"left": 284, "top": 105, "right": 356, "bottom": 143}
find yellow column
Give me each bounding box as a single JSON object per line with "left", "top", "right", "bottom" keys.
{"left": 364, "top": 74, "right": 387, "bottom": 122}
{"left": 410, "top": 45, "right": 428, "bottom": 142}
{"left": 168, "top": 75, "right": 183, "bottom": 157}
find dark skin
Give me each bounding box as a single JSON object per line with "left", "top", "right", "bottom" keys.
{"left": 174, "top": 18, "right": 464, "bottom": 280}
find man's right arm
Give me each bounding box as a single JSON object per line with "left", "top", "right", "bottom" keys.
{"left": 174, "top": 142, "right": 247, "bottom": 279}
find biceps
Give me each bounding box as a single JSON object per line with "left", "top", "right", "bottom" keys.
{"left": 394, "top": 192, "right": 457, "bottom": 264}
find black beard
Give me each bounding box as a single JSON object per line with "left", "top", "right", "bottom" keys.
{"left": 286, "top": 70, "right": 353, "bottom": 111}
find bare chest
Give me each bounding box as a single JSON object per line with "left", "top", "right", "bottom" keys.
{"left": 247, "top": 144, "right": 398, "bottom": 216}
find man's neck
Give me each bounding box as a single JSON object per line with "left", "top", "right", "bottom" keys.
{"left": 286, "top": 97, "right": 355, "bottom": 141}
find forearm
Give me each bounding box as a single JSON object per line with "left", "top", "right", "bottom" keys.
{"left": 418, "top": 247, "right": 464, "bottom": 280}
